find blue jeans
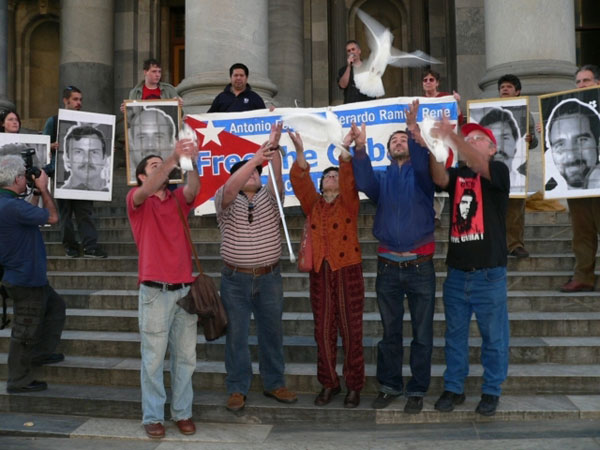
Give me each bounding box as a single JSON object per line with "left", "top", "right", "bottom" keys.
{"left": 220, "top": 265, "right": 285, "bottom": 395}
{"left": 138, "top": 284, "right": 197, "bottom": 425}
{"left": 442, "top": 266, "right": 509, "bottom": 397}
{"left": 375, "top": 258, "right": 435, "bottom": 397}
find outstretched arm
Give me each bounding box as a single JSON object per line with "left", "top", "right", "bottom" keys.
{"left": 132, "top": 138, "right": 196, "bottom": 207}
{"left": 266, "top": 122, "right": 284, "bottom": 198}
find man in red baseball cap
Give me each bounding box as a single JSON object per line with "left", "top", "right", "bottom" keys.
{"left": 425, "top": 118, "right": 509, "bottom": 417}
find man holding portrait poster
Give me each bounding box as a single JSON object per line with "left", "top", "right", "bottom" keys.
{"left": 128, "top": 58, "right": 179, "bottom": 102}
{"left": 543, "top": 65, "right": 600, "bottom": 292}
{"left": 497, "top": 74, "right": 537, "bottom": 259}
{"left": 43, "top": 86, "right": 107, "bottom": 259}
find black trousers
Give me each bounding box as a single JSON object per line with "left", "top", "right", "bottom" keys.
{"left": 4, "top": 283, "right": 65, "bottom": 389}
{"left": 57, "top": 199, "right": 98, "bottom": 250}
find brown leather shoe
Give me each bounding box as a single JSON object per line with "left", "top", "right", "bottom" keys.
{"left": 560, "top": 279, "right": 594, "bottom": 293}
{"left": 344, "top": 390, "right": 360, "bottom": 408}
{"left": 314, "top": 386, "right": 341, "bottom": 406}
{"left": 509, "top": 246, "right": 529, "bottom": 259}
{"left": 226, "top": 392, "right": 246, "bottom": 411}
{"left": 175, "top": 418, "right": 196, "bottom": 435}
{"left": 144, "top": 422, "right": 165, "bottom": 439}
{"left": 264, "top": 387, "right": 298, "bottom": 404}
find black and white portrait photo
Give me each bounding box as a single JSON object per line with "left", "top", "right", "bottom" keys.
{"left": 0, "top": 134, "right": 51, "bottom": 200}
{"left": 0, "top": 133, "right": 50, "bottom": 169}
{"left": 54, "top": 109, "right": 115, "bottom": 202}
{"left": 541, "top": 86, "right": 600, "bottom": 199}
{"left": 124, "top": 99, "right": 181, "bottom": 185}
{"left": 468, "top": 98, "right": 529, "bottom": 197}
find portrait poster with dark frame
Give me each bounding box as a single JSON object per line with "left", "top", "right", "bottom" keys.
{"left": 539, "top": 85, "right": 600, "bottom": 199}
{"left": 124, "top": 99, "right": 182, "bottom": 186}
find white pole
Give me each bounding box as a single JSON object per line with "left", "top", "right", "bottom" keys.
{"left": 267, "top": 160, "right": 296, "bottom": 263}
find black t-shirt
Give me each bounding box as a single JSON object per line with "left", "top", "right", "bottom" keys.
{"left": 445, "top": 161, "right": 509, "bottom": 270}
{"left": 337, "top": 66, "right": 376, "bottom": 104}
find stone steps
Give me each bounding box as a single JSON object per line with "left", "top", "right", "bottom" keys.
{"left": 1, "top": 383, "right": 597, "bottom": 424}
{"left": 0, "top": 355, "right": 597, "bottom": 395}
{"left": 54, "top": 288, "right": 600, "bottom": 313}
{"left": 44, "top": 238, "right": 578, "bottom": 256}
{"left": 44, "top": 253, "right": 600, "bottom": 273}
{"left": 45, "top": 214, "right": 575, "bottom": 237}
{"left": 3, "top": 206, "right": 600, "bottom": 425}
{"left": 1, "top": 329, "right": 598, "bottom": 365}
{"left": 45, "top": 270, "right": 594, "bottom": 291}
{"left": 3, "top": 310, "right": 600, "bottom": 338}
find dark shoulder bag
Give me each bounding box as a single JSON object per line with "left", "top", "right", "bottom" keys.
{"left": 174, "top": 196, "right": 227, "bottom": 341}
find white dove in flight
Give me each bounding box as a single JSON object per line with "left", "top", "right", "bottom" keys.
{"left": 281, "top": 110, "right": 351, "bottom": 159}
{"left": 353, "top": 9, "right": 441, "bottom": 98}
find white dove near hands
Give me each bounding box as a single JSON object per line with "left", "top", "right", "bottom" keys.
{"left": 419, "top": 117, "right": 452, "bottom": 163}
{"left": 354, "top": 9, "right": 441, "bottom": 98}
{"left": 178, "top": 121, "right": 198, "bottom": 171}
{"left": 281, "top": 110, "right": 351, "bottom": 159}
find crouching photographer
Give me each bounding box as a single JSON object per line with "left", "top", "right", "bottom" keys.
{"left": 0, "top": 154, "right": 65, "bottom": 393}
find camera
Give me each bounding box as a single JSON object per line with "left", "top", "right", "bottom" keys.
{"left": 20, "top": 148, "right": 42, "bottom": 187}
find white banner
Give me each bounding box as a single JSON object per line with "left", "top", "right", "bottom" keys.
{"left": 188, "top": 96, "right": 458, "bottom": 215}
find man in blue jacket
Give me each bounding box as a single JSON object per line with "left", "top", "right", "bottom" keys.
{"left": 0, "top": 155, "right": 65, "bottom": 393}
{"left": 208, "top": 63, "right": 267, "bottom": 113}
{"left": 352, "top": 101, "right": 437, "bottom": 414}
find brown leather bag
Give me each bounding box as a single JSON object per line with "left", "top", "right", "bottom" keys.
{"left": 174, "top": 197, "right": 227, "bottom": 341}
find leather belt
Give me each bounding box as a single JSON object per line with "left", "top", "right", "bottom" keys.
{"left": 378, "top": 254, "right": 433, "bottom": 268}
{"left": 225, "top": 262, "right": 278, "bottom": 276}
{"left": 141, "top": 281, "right": 192, "bottom": 291}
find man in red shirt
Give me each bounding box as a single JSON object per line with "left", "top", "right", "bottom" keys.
{"left": 128, "top": 58, "right": 179, "bottom": 101}
{"left": 120, "top": 59, "right": 181, "bottom": 114}
{"left": 126, "top": 136, "right": 199, "bottom": 439}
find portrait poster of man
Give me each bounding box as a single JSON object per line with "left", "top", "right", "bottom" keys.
{"left": 54, "top": 109, "right": 115, "bottom": 202}
{"left": 467, "top": 97, "right": 529, "bottom": 198}
{"left": 124, "top": 99, "right": 182, "bottom": 186}
{"left": 0, "top": 133, "right": 50, "bottom": 169}
{"left": 451, "top": 176, "right": 484, "bottom": 243}
{"left": 0, "top": 133, "right": 51, "bottom": 202}
{"left": 540, "top": 85, "right": 600, "bottom": 199}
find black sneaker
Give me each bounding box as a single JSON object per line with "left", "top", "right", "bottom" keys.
{"left": 65, "top": 247, "right": 80, "bottom": 258}
{"left": 434, "top": 390, "right": 466, "bottom": 412}
{"left": 475, "top": 394, "right": 499, "bottom": 416}
{"left": 7, "top": 380, "right": 48, "bottom": 393}
{"left": 372, "top": 391, "right": 400, "bottom": 409}
{"left": 83, "top": 247, "right": 107, "bottom": 258}
{"left": 404, "top": 396, "right": 423, "bottom": 414}
{"left": 32, "top": 353, "right": 64, "bottom": 366}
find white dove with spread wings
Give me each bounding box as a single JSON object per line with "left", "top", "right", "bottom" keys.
{"left": 354, "top": 9, "right": 441, "bottom": 98}
{"left": 281, "top": 110, "right": 351, "bottom": 160}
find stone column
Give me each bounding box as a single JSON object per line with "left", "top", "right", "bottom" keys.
{"left": 479, "top": 0, "right": 576, "bottom": 96}
{"left": 328, "top": 0, "right": 346, "bottom": 105}
{"left": 268, "top": 0, "right": 304, "bottom": 108}
{"left": 479, "top": 0, "right": 577, "bottom": 193}
{"left": 178, "top": 0, "right": 277, "bottom": 113}
{"left": 0, "top": 0, "right": 14, "bottom": 111}
{"left": 59, "top": 0, "right": 114, "bottom": 113}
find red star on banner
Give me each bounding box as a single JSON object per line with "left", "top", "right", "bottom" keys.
{"left": 184, "top": 116, "right": 264, "bottom": 208}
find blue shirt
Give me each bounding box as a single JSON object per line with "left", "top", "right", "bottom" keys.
{"left": 352, "top": 138, "right": 435, "bottom": 252}
{"left": 0, "top": 190, "right": 49, "bottom": 286}
{"left": 207, "top": 84, "right": 266, "bottom": 113}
